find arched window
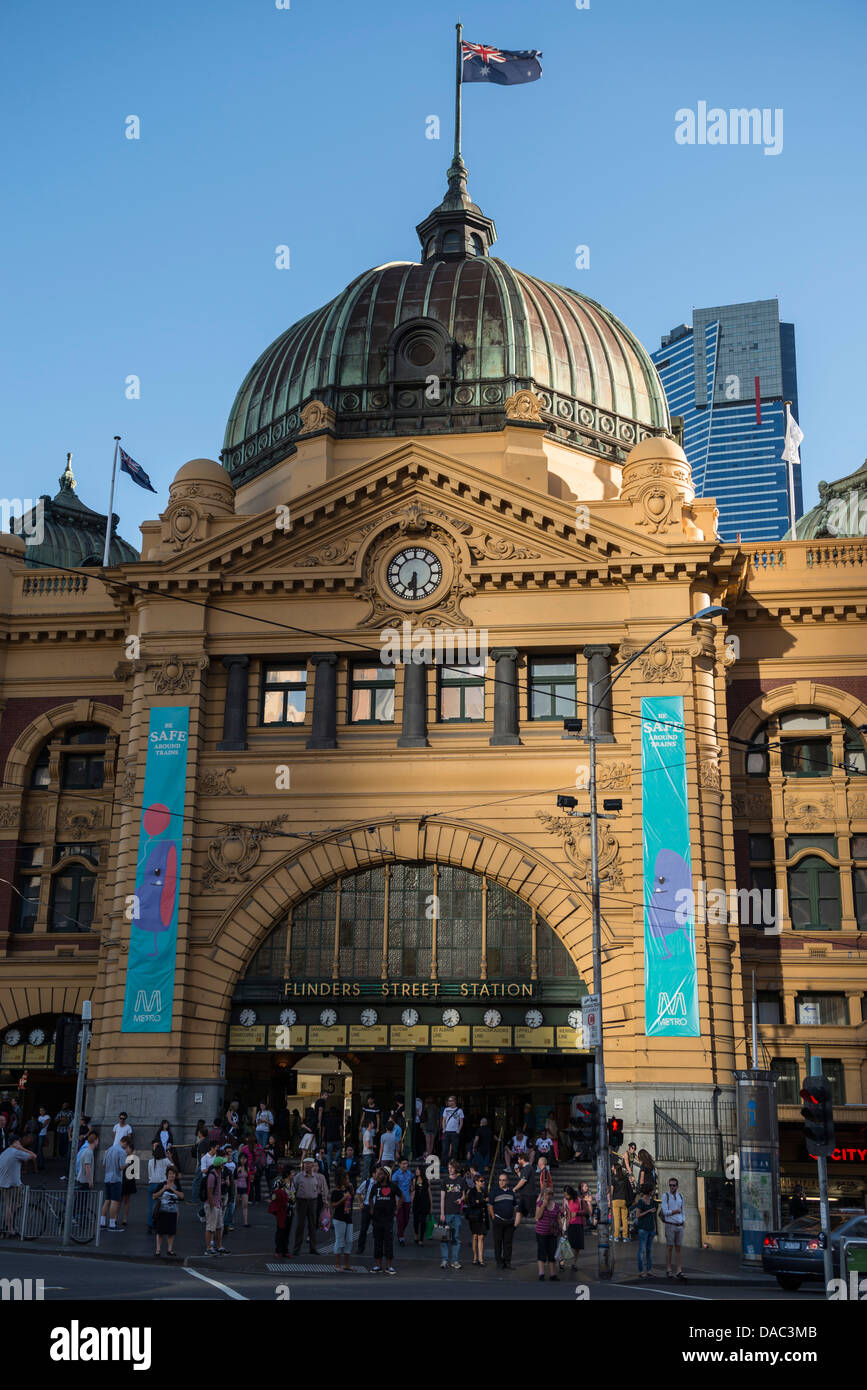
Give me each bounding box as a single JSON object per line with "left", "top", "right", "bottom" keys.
{"left": 442, "top": 230, "right": 462, "bottom": 255}
{"left": 470, "top": 233, "right": 484, "bottom": 257}
{"left": 787, "top": 853, "right": 841, "bottom": 931}
{"left": 28, "top": 723, "right": 109, "bottom": 791}
{"left": 745, "top": 709, "right": 867, "bottom": 779}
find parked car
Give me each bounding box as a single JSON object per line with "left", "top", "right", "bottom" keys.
{"left": 762, "top": 1209, "right": 867, "bottom": 1290}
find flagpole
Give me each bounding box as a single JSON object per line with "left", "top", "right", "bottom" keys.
{"left": 784, "top": 402, "right": 798, "bottom": 541}
{"left": 103, "top": 435, "right": 121, "bottom": 567}
{"left": 454, "top": 21, "right": 463, "bottom": 162}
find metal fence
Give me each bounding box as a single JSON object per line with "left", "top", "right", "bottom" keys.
{"left": 0, "top": 1186, "right": 101, "bottom": 1245}
{"left": 653, "top": 1099, "right": 737, "bottom": 1176}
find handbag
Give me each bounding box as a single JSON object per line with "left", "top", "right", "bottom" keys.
{"left": 556, "top": 1233, "right": 572, "bottom": 1264}
{"left": 319, "top": 1207, "right": 332, "bottom": 1232}
{"left": 425, "top": 1213, "right": 436, "bottom": 1239}
{"left": 431, "top": 1222, "right": 451, "bottom": 1240}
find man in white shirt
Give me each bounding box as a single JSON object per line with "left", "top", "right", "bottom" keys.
{"left": 661, "top": 1176, "right": 686, "bottom": 1281}
{"left": 112, "top": 1112, "right": 133, "bottom": 1146}
{"left": 441, "top": 1096, "right": 464, "bottom": 1165}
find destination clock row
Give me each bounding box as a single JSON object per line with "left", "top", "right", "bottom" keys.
{"left": 235, "top": 1005, "right": 585, "bottom": 1031}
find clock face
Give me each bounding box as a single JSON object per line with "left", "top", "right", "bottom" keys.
{"left": 319, "top": 1008, "right": 338, "bottom": 1027}
{"left": 567, "top": 1009, "right": 583, "bottom": 1030}
{"left": 4, "top": 1028, "right": 21, "bottom": 1047}
{"left": 483, "top": 1008, "right": 502, "bottom": 1029}
{"left": 386, "top": 547, "right": 443, "bottom": 602}
{"left": 28, "top": 1029, "right": 45, "bottom": 1047}
{"left": 279, "top": 1008, "right": 297, "bottom": 1027}
{"left": 239, "top": 1009, "right": 257, "bottom": 1028}
{"left": 524, "top": 1009, "right": 543, "bottom": 1029}
{"left": 401, "top": 1007, "right": 419, "bottom": 1028}
{"left": 360, "top": 1008, "right": 379, "bottom": 1028}
{"left": 441, "top": 1008, "right": 461, "bottom": 1028}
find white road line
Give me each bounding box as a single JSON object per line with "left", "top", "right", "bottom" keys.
{"left": 626, "top": 1283, "right": 710, "bottom": 1301}
{"left": 183, "top": 1266, "right": 248, "bottom": 1301}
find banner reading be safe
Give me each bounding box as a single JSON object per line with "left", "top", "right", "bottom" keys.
{"left": 121, "top": 707, "right": 189, "bottom": 1032}
{"left": 641, "top": 695, "right": 700, "bottom": 1036}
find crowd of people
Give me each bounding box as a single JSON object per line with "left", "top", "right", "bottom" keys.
{"left": 0, "top": 1090, "right": 689, "bottom": 1279}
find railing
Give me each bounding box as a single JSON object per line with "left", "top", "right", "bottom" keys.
{"left": 748, "top": 540, "right": 867, "bottom": 578}
{"left": 22, "top": 574, "right": 89, "bottom": 596}
{"left": 0, "top": 1185, "right": 101, "bottom": 1244}
{"left": 653, "top": 1098, "right": 737, "bottom": 1175}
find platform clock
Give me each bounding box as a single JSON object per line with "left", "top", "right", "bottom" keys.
{"left": 524, "top": 1008, "right": 544, "bottom": 1029}
{"left": 319, "top": 1007, "right": 338, "bottom": 1027}
{"left": 279, "top": 1008, "right": 297, "bottom": 1027}
{"left": 360, "top": 1008, "right": 379, "bottom": 1028}
{"left": 401, "top": 1007, "right": 420, "bottom": 1027}
{"left": 441, "top": 1007, "right": 461, "bottom": 1028}
{"left": 483, "top": 1008, "right": 502, "bottom": 1029}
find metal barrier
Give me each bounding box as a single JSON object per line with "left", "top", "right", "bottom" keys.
{"left": 0, "top": 1186, "right": 101, "bottom": 1245}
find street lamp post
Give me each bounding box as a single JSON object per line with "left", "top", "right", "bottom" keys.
{"left": 578, "top": 604, "right": 726, "bottom": 1280}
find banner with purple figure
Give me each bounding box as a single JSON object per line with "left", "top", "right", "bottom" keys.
{"left": 641, "top": 695, "right": 700, "bottom": 1036}
{"left": 121, "top": 707, "right": 189, "bottom": 1032}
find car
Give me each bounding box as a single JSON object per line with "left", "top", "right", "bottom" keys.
{"left": 762, "top": 1209, "right": 867, "bottom": 1290}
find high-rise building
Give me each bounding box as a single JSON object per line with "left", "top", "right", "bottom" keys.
{"left": 651, "top": 299, "right": 803, "bottom": 541}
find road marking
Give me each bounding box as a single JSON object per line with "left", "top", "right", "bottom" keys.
{"left": 626, "top": 1283, "right": 710, "bottom": 1301}
{"left": 183, "top": 1266, "right": 248, "bottom": 1300}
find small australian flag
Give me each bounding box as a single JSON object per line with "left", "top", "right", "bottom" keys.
{"left": 119, "top": 447, "right": 157, "bottom": 493}
{"left": 461, "top": 41, "right": 542, "bottom": 85}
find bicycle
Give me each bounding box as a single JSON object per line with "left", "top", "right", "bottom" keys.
{"left": 3, "top": 1187, "right": 95, "bottom": 1244}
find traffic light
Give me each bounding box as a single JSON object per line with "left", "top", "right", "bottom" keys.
{"left": 574, "top": 1099, "right": 597, "bottom": 1161}
{"left": 608, "top": 1116, "right": 624, "bottom": 1150}
{"left": 54, "top": 1015, "right": 81, "bottom": 1074}
{"left": 800, "top": 1075, "right": 835, "bottom": 1158}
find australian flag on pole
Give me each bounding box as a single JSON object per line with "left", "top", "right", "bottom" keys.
{"left": 119, "top": 447, "right": 157, "bottom": 493}
{"left": 461, "top": 41, "right": 542, "bottom": 85}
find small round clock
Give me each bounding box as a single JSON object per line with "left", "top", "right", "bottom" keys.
{"left": 524, "top": 1008, "right": 544, "bottom": 1029}
{"left": 360, "top": 1007, "right": 379, "bottom": 1028}
{"left": 567, "top": 1009, "right": 583, "bottom": 1030}
{"left": 239, "top": 1008, "right": 257, "bottom": 1028}
{"left": 279, "top": 1008, "right": 297, "bottom": 1027}
{"left": 483, "top": 1008, "right": 502, "bottom": 1029}
{"left": 401, "top": 1007, "right": 420, "bottom": 1027}
{"left": 4, "top": 1028, "right": 21, "bottom": 1047}
{"left": 386, "top": 547, "right": 443, "bottom": 602}
{"left": 441, "top": 1007, "right": 461, "bottom": 1028}
{"left": 28, "top": 1028, "right": 45, "bottom": 1047}
{"left": 319, "top": 1007, "right": 338, "bottom": 1027}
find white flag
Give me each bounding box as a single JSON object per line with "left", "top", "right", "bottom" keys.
{"left": 782, "top": 404, "right": 804, "bottom": 466}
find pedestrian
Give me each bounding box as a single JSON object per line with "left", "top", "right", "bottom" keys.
{"left": 637, "top": 1148, "right": 657, "bottom": 1193}
{"left": 411, "top": 1163, "right": 431, "bottom": 1244}
{"left": 545, "top": 1110, "right": 560, "bottom": 1164}
{"left": 112, "top": 1112, "right": 133, "bottom": 1146}
{"left": 465, "top": 1173, "right": 490, "bottom": 1266}
{"left": 359, "top": 1094, "right": 380, "bottom": 1146}
{"left": 789, "top": 1184, "right": 809, "bottom": 1220}
{"left": 241, "top": 1135, "right": 264, "bottom": 1202}
{"left": 269, "top": 1169, "right": 292, "bottom": 1257}
{"left": 323, "top": 1107, "right": 343, "bottom": 1170}
{"left": 368, "top": 1165, "right": 397, "bottom": 1274}
{"left": 262, "top": 1137, "right": 278, "bottom": 1198}
{"left": 222, "top": 1144, "right": 237, "bottom": 1231}
{"left": 339, "top": 1144, "right": 359, "bottom": 1186}
{"left": 513, "top": 1153, "right": 537, "bottom": 1219}
{"left": 74, "top": 1131, "right": 99, "bottom": 1225}
{"left": 633, "top": 1181, "right": 658, "bottom": 1278}
{"left": 377, "top": 1118, "right": 400, "bottom": 1169}
{"left": 439, "top": 1160, "right": 464, "bottom": 1271}
{"left": 298, "top": 1120, "right": 316, "bottom": 1160}
{"left": 291, "top": 1155, "right": 328, "bottom": 1255}
{"left": 661, "top": 1176, "right": 686, "bottom": 1281}
{"left": 422, "top": 1097, "right": 438, "bottom": 1156}
{"left": 360, "top": 1119, "right": 377, "bottom": 1177}
{"left": 536, "top": 1153, "right": 554, "bottom": 1198}
{"left": 235, "top": 1154, "right": 251, "bottom": 1226}
{"left": 204, "top": 1155, "right": 228, "bottom": 1255}
{"left": 535, "top": 1186, "right": 562, "bottom": 1282}
{"left": 488, "top": 1170, "right": 520, "bottom": 1270}
{"left": 626, "top": 1141, "right": 639, "bottom": 1182}
{"left": 392, "top": 1155, "right": 413, "bottom": 1245}
{"left": 356, "top": 1169, "right": 376, "bottom": 1255}
{"left": 470, "top": 1117, "right": 493, "bottom": 1175}
{"left": 611, "top": 1161, "right": 634, "bottom": 1242}
{"left": 561, "top": 1184, "right": 590, "bottom": 1273}
{"left": 147, "top": 1142, "right": 169, "bottom": 1232}
{"left": 223, "top": 1101, "right": 241, "bottom": 1144}
{"left": 0, "top": 1137, "right": 36, "bottom": 1236}
{"left": 35, "top": 1106, "right": 51, "bottom": 1171}
{"left": 120, "top": 1138, "right": 137, "bottom": 1226}
{"left": 54, "top": 1101, "right": 73, "bottom": 1161}
{"left": 153, "top": 1164, "right": 184, "bottom": 1258}
{"left": 255, "top": 1099, "right": 273, "bottom": 1149}
{"left": 100, "top": 1133, "right": 131, "bottom": 1231}
{"left": 0, "top": 1111, "right": 9, "bottom": 1153}
{"left": 505, "top": 1127, "right": 528, "bottom": 1168}
{"left": 440, "top": 1096, "right": 464, "bottom": 1165}
{"left": 330, "top": 1166, "right": 355, "bottom": 1271}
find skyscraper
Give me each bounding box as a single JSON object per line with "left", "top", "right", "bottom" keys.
{"left": 651, "top": 299, "right": 802, "bottom": 541}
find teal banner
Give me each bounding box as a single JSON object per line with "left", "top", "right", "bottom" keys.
{"left": 121, "top": 707, "right": 189, "bottom": 1032}
{"left": 641, "top": 695, "right": 700, "bottom": 1036}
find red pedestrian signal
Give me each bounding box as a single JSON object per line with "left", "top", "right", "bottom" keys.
{"left": 800, "top": 1075, "right": 835, "bottom": 1158}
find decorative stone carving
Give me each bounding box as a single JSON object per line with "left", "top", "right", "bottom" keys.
{"left": 203, "top": 816, "right": 289, "bottom": 889}
{"left": 537, "top": 811, "right": 624, "bottom": 888}
{"left": 198, "top": 766, "right": 247, "bottom": 797}
{"left": 118, "top": 758, "right": 137, "bottom": 801}
{"left": 298, "top": 400, "right": 336, "bottom": 435}
{"left": 619, "top": 437, "right": 704, "bottom": 539}
{"left": 731, "top": 789, "right": 772, "bottom": 819}
{"left": 504, "top": 389, "right": 544, "bottom": 423}
{"left": 0, "top": 804, "right": 20, "bottom": 828}
{"left": 358, "top": 524, "right": 474, "bottom": 629}
{"left": 149, "top": 655, "right": 209, "bottom": 695}
{"left": 468, "top": 534, "right": 541, "bottom": 561}
{"left": 297, "top": 533, "right": 366, "bottom": 567}
{"left": 786, "top": 797, "right": 834, "bottom": 830}
{"left": 162, "top": 501, "right": 202, "bottom": 551}
{"left": 700, "top": 750, "right": 723, "bottom": 791}
{"left": 618, "top": 640, "right": 685, "bottom": 683}
{"left": 848, "top": 793, "right": 867, "bottom": 818}
{"left": 58, "top": 806, "right": 103, "bottom": 833}
{"left": 22, "top": 805, "right": 48, "bottom": 831}
{"left": 597, "top": 761, "right": 631, "bottom": 790}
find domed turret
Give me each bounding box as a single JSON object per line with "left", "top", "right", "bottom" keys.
{"left": 18, "top": 455, "right": 139, "bottom": 568}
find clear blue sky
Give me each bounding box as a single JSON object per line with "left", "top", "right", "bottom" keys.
{"left": 2, "top": 0, "right": 864, "bottom": 544}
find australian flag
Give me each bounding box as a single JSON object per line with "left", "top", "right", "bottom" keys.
{"left": 119, "top": 447, "right": 157, "bottom": 493}
{"left": 461, "top": 41, "right": 542, "bottom": 85}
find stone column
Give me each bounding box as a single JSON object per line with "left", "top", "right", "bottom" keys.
{"left": 489, "top": 647, "right": 520, "bottom": 746}
{"left": 217, "top": 656, "right": 250, "bottom": 751}
{"left": 398, "top": 660, "right": 428, "bottom": 747}
{"left": 584, "top": 645, "right": 614, "bottom": 741}
{"left": 307, "top": 653, "right": 338, "bottom": 749}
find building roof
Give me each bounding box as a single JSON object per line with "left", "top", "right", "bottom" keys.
{"left": 18, "top": 457, "right": 140, "bottom": 569}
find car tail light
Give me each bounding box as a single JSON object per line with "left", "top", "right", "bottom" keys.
{"left": 764, "top": 1236, "right": 778, "bottom": 1248}
{"left": 806, "top": 1240, "right": 820, "bottom": 1251}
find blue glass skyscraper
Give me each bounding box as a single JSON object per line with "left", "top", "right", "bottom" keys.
{"left": 651, "top": 300, "right": 803, "bottom": 542}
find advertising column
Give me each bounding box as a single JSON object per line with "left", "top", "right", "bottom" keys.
{"left": 735, "top": 1069, "right": 781, "bottom": 1264}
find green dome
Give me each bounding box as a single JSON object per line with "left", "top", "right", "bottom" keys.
{"left": 19, "top": 459, "right": 139, "bottom": 569}
{"left": 224, "top": 168, "right": 669, "bottom": 486}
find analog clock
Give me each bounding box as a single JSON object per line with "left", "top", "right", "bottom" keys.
{"left": 279, "top": 1008, "right": 297, "bottom": 1027}
{"left": 360, "top": 1008, "right": 379, "bottom": 1028}
{"left": 524, "top": 1008, "right": 544, "bottom": 1029}
{"left": 386, "top": 547, "right": 443, "bottom": 602}
{"left": 441, "top": 1008, "right": 461, "bottom": 1028}
{"left": 401, "top": 1007, "right": 419, "bottom": 1028}
{"left": 28, "top": 1028, "right": 45, "bottom": 1047}
{"left": 567, "top": 1009, "right": 583, "bottom": 1030}
{"left": 239, "top": 1009, "right": 257, "bottom": 1028}
{"left": 319, "top": 1008, "right": 338, "bottom": 1027}
{"left": 3, "top": 1028, "right": 21, "bottom": 1047}
{"left": 483, "top": 1008, "right": 502, "bottom": 1029}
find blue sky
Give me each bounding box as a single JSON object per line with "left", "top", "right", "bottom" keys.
{"left": 2, "top": 0, "right": 864, "bottom": 544}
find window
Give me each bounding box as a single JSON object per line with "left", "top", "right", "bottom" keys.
{"left": 12, "top": 847, "right": 45, "bottom": 933}
{"left": 844, "top": 725, "right": 867, "bottom": 774}
{"left": 29, "top": 749, "right": 50, "bottom": 788}
{"left": 823, "top": 1059, "right": 846, "bottom": 1104}
{"left": 746, "top": 727, "right": 769, "bottom": 776}
{"left": 795, "top": 994, "right": 849, "bottom": 1026}
{"left": 349, "top": 663, "right": 395, "bottom": 724}
{"left": 529, "top": 657, "right": 576, "bottom": 720}
{"left": 786, "top": 835, "right": 836, "bottom": 859}
{"left": 54, "top": 844, "right": 100, "bottom": 865}
{"left": 49, "top": 864, "right": 96, "bottom": 932}
{"left": 436, "top": 866, "right": 483, "bottom": 977}
{"left": 289, "top": 887, "right": 337, "bottom": 977}
{"left": 439, "top": 664, "right": 485, "bottom": 722}
{"left": 756, "top": 991, "right": 782, "bottom": 1024}
{"left": 781, "top": 739, "right": 832, "bottom": 777}
{"left": 853, "top": 864, "right": 867, "bottom": 930}
{"left": 788, "top": 856, "right": 841, "bottom": 930}
{"left": 771, "top": 1057, "right": 800, "bottom": 1105}
{"left": 749, "top": 834, "right": 773, "bottom": 860}
{"left": 29, "top": 724, "right": 109, "bottom": 791}
{"left": 261, "top": 665, "right": 307, "bottom": 725}
{"left": 470, "top": 234, "right": 484, "bottom": 257}
{"left": 442, "top": 230, "right": 462, "bottom": 254}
